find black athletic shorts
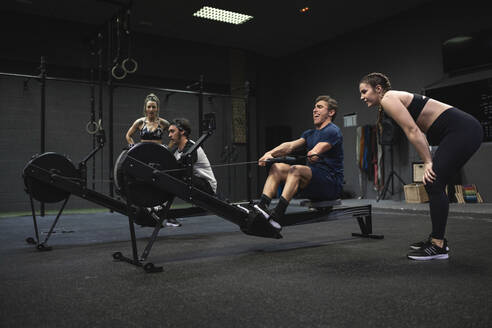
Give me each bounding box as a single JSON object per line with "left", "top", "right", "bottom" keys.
{"left": 297, "top": 166, "right": 341, "bottom": 200}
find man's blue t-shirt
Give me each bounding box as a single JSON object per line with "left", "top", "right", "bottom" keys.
{"left": 300, "top": 123, "right": 344, "bottom": 183}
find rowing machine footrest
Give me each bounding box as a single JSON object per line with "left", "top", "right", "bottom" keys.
{"left": 240, "top": 212, "right": 283, "bottom": 239}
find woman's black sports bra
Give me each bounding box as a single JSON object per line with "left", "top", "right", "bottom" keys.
{"left": 140, "top": 120, "right": 164, "bottom": 140}
{"left": 407, "top": 93, "right": 430, "bottom": 121}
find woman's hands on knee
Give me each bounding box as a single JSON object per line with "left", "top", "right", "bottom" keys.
{"left": 423, "top": 162, "right": 436, "bottom": 185}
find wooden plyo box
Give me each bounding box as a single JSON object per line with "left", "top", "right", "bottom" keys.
{"left": 404, "top": 183, "right": 429, "bottom": 203}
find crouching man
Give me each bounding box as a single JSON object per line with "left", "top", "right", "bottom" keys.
{"left": 166, "top": 118, "right": 217, "bottom": 226}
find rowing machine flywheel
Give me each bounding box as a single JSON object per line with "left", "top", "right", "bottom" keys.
{"left": 23, "top": 152, "right": 78, "bottom": 203}
{"left": 114, "top": 142, "right": 181, "bottom": 207}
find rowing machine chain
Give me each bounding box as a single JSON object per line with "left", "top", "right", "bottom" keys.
{"left": 27, "top": 153, "right": 319, "bottom": 185}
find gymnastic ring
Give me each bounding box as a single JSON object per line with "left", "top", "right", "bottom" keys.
{"left": 112, "top": 64, "right": 127, "bottom": 80}
{"left": 122, "top": 58, "right": 138, "bottom": 74}
{"left": 86, "top": 121, "right": 99, "bottom": 135}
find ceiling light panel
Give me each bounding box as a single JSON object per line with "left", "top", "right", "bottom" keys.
{"left": 193, "top": 6, "right": 253, "bottom": 25}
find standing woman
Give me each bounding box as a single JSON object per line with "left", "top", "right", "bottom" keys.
{"left": 123, "top": 93, "right": 174, "bottom": 228}
{"left": 359, "top": 72, "right": 483, "bottom": 260}
{"left": 125, "top": 93, "right": 170, "bottom": 146}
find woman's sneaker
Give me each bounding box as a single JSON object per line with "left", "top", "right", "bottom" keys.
{"left": 407, "top": 241, "right": 449, "bottom": 260}
{"left": 410, "top": 235, "right": 450, "bottom": 251}
{"left": 166, "top": 218, "right": 182, "bottom": 227}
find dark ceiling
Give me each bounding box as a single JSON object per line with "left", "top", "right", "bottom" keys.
{"left": 5, "top": 0, "right": 430, "bottom": 57}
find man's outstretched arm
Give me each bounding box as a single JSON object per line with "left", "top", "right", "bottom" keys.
{"left": 258, "top": 138, "right": 306, "bottom": 166}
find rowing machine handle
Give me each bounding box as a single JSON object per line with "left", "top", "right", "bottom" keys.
{"left": 266, "top": 156, "right": 297, "bottom": 165}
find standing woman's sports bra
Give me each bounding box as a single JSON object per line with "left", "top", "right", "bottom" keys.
{"left": 140, "top": 120, "right": 164, "bottom": 140}
{"left": 407, "top": 94, "right": 430, "bottom": 121}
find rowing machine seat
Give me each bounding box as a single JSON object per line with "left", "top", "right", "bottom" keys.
{"left": 300, "top": 199, "right": 342, "bottom": 209}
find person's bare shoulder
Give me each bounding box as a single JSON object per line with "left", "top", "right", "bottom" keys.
{"left": 159, "top": 118, "right": 170, "bottom": 128}
{"left": 134, "top": 117, "right": 145, "bottom": 127}
{"left": 384, "top": 90, "right": 412, "bottom": 103}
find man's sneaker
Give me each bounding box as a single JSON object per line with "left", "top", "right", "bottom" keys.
{"left": 410, "top": 235, "right": 450, "bottom": 251}
{"left": 253, "top": 204, "right": 282, "bottom": 230}
{"left": 135, "top": 208, "right": 163, "bottom": 228}
{"left": 407, "top": 241, "right": 449, "bottom": 260}
{"left": 166, "top": 218, "right": 182, "bottom": 227}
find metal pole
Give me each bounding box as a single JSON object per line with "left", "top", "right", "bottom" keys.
{"left": 98, "top": 33, "right": 104, "bottom": 192}
{"left": 0, "top": 72, "right": 39, "bottom": 79}
{"left": 0, "top": 71, "right": 241, "bottom": 100}
{"left": 115, "top": 81, "right": 240, "bottom": 99}
{"left": 244, "top": 81, "right": 251, "bottom": 200}
{"left": 255, "top": 82, "right": 261, "bottom": 197}
{"left": 108, "top": 20, "right": 114, "bottom": 198}
{"left": 90, "top": 44, "right": 96, "bottom": 190}
{"left": 39, "top": 56, "right": 47, "bottom": 216}
{"left": 108, "top": 83, "right": 114, "bottom": 197}
{"left": 198, "top": 75, "right": 204, "bottom": 135}
{"left": 91, "top": 75, "right": 96, "bottom": 190}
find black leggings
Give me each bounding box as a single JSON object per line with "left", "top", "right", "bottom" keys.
{"left": 425, "top": 108, "right": 483, "bottom": 239}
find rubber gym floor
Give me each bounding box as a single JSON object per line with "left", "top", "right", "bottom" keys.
{"left": 0, "top": 200, "right": 491, "bottom": 328}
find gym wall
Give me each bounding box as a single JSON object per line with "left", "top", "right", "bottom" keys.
{"left": 261, "top": 0, "right": 492, "bottom": 201}
{"left": 0, "top": 12, "right": 264, "bottom": 212}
